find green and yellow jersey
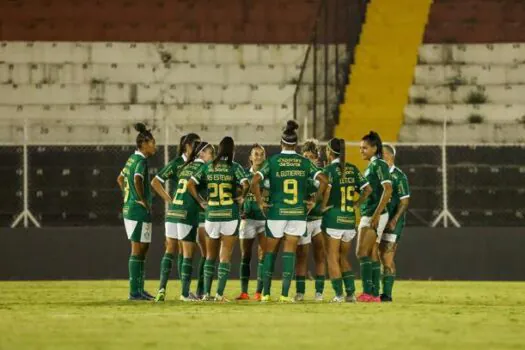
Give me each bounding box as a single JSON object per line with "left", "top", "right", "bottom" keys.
{"left": 155, "top": 155, "right": 187, "bottom": 200}
{"left": 361, "top": 156, "right": 392, "bottom": 217}
{"left": 121, "top": 151, "right": 152, "bottom": 222}
{"left": 306, "top": 178, "right": 323, "bottom": 222}
{"left": 257, "top": 150, "right": 321, "bottom": 221}
{"left": 387, "top": 165, "right": 411, "bottom": 230}
{"left": 244, "top": 168, "right": 268, "bottom": 221}
{"left": 166, "top": 159, "right": 207, "bottom": 226}
{"left": 322, "top": 160, "right": 368, "bottom": 230}
{"left": 192, "top": 160, "right": 248, "bottom": 222}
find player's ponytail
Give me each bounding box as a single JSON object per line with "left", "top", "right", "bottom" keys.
{"left": 134, "top": 123, "right": 154, "bottom": 149}
{"left": 362, "top": 131, "right": 383, "bottom": 158}
{"left": 178, "top": 132, "right": 200, "bottom": 157}
{"left": 338, "top": 138, "right": 346, "bottom": 173}
{"left": 182, "top": 141, "right": 212, "bottom": 169}
{"left": 281, "top": 120, "right": 299, "bottom": 145}
{"left": 213, "top": 136, "right": 234, "bottom": 168}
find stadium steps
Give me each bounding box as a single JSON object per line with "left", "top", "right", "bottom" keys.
{"left": 335, "top": 0, "right": 431, "bottom": 168}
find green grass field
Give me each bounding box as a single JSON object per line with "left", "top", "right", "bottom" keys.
{"left": 1, "top": 280, "right": 524, "bottom": 350}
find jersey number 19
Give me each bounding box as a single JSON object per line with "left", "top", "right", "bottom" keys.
{"left": 340, "top": 186, "right": 354, "bottom": 212}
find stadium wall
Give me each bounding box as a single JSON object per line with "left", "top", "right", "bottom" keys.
{"left": 2, "top": 227, "right": 524, "bottom": 281}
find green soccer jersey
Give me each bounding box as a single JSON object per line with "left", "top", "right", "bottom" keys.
{"left": 360, "top": 156, "right": 392, "bottom": 217}
{"left": 166, "top": 159, "right": 207, "bottom": 225}
{"left": 192, "top": 160, "right": 248, "bottom": 222}
{"left": 121, "top": 151, "right": 152, "bottom": 222}
{"left": 322, "top": 160, "right": 369, "bottom": 230}
{"left": 244, "top": 168, "right": 267, "bottom": 221}
{"left": 155, "top": 155, "right": 187, "bottom": 201}
{"left": 257, "top": 150, "right": 321, "bottom": 221}
{"left": 387, "top": 166, "right": 411, "bottom": 222}
{"left": 307, "top": 178, "right": 323, "bottom": 222}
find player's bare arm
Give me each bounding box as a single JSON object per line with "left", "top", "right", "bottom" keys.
{"left": 117, "top": 173, "right": 125, "bottom": 192}
{"left": 387, "top": 197, "right": 410, "bottom": 231}
{"left": 187, "top": 178, "right": 207, "bottom": 209}
{"left": 371, "top": 182, "right": 392, "bottom": 229}
{"left": 354, "top": 184, "right": 372, "bottom": 208}
{"left": 150, "top": 177, "right": 173, "bottom": 203}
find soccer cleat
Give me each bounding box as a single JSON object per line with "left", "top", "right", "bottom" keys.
{"left": 201, "top": 294, "right": 213, "bottom": 301}
{"left": 370, "top": 296, "right": 381, "bottom": 303}
{"left": 129, "top": 293, "right": 149, "bottom": 301}
{"left": 279, "top": 295, "right": 295, "bottom": 303}
{"left": 331, "top": 295, "right": 345, "bottom": 303}
{"left": 214, "top": 294, "right": 230, "bottom": 303}
{"left": 154, "top": 289, "right": 166, "bottom": 302}
{"left": 188, "top": 291, "right": 199, "bottom": 300}
{"left": 380, "top": 294, "right": 393, "bottom": 302}
{"left": 254, "top": 292, "right": 262, "bottom": 301}
{"left": 314, "top": 292, "right": 324, "bottom": 302}
{"left": 141, "top": 290, "right": 154, "bottom": 301}
{"left": 357, "top": 293, "right": 373, "bottom": 302}
{"left": 179, "top": 295, "right": 197, "bottom": 302}
{"left": 235, "top": 292, "right": 250, "bottom": 300}
{"left": 294, "top": 293, "right": 305, "bottom": 302}
{"left": 260, "top": 295, "right": 271, "bottom": 302}
{"left": 345, "top": 294, "right": 357, "bottom": 303}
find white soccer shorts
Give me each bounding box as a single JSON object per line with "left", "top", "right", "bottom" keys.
{"left": 266, "top": 220, "right": 307, "bottom": 239}
{"left": 205, "top": 220, "right": 239, "bottom": 239}
{"left": 325, "top": 228, "right": 357, "bottom": 243}
{"left": 298, "top": 219, "right": 322, "bottom": 245}
{"left": 165, "top": 222, "right": 194, "bottom": 241}
{"left": 357, "top": 213, "right": 390, "bottom": 243}
{"left": 240, "top": 219, "right": 266, "bottom": 240}
{"left": 124, "top": 219, "right": 152, "bottom": 243}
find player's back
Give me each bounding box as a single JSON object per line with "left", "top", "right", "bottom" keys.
{"left": 197, "top": 160, "right": 246, "bottom": 222}
{"left": 387, "top": 166, "right": 410, "bottom": 217}
{"left": 261, "top": 151, "right": 319, "bottom": 221}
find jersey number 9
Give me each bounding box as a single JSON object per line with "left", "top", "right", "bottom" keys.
{"left": 208, "top": 183, "right": 233, "bottom": 206}
{"left": 283, "top": 179, "right": 298, "bottom": 205}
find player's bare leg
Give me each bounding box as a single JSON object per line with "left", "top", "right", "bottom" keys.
{"left": 325, "top": 234, "right": 344, "bottom": 302}
{"left": 155, "top": 237, "right": 178, "bottom": 302}
{"left": 356, "top": 227, "right": 377, "bottom": 301}
{"left": 312, "top": 233, "right": 326, "bottom": 300}
{"left": 280, "top": 234, "right": 300, "bottom": 302}
{"left": 261, "top": 237, "right": 281, "bottom": 301}
{"left": 340, "top": 240, "right": 356, "bottom": 302}
{"left": 215, "top": 235, "right": 237, "bottom": 302}
{"left": 202, "top": 235, "right": 220, "bottom": 301}
{"left": 180, "top": 241, "right": 197, "bottom": 301}
{"left": 196, "top": 227, "right": 207, "bottom": 298}
{"left": 294, "top": 243, "right": 309, "bottom": 301}
{"left": 237, "top": 237, "right": 255, "bottom": 300}
{"left": 379, "top": 241, "right": 397, "bottom": 302}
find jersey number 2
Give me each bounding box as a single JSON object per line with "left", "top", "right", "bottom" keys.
{"left": 173, "top": 179, "right": 188, "bottom": 205}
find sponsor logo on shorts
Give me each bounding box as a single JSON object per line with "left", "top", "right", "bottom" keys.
{"left": 337, "top": 216, "right": 355, "bottom": 225}
{"left": 167, "top": 210, "right": 187, "bottom": 219}
{"left": 208, "top": 210, "right": 233, "bottom": 218}
{"left": 279, "top": 208, "right": 305, "bottom": 216}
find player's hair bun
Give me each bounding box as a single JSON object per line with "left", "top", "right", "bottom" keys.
{"left": 284, "top": 120, "right": 299, "bottom": 135}
{"left": 134, "top": 123, "right": 148, "bottom": 133}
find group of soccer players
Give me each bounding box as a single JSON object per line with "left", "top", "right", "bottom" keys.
{"left": 118, "top": 120, "right": 410, "bottom": 303}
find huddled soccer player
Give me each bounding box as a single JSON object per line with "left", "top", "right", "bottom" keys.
{"left": 379, "top": 144, "right": 410, "bottom": 302}
{"left": 356, "top": 131, "right": 393, "bottom": 302}
{"left": 119, "top": 122, "right": 410, "bottom": 303}
{"left": 188, "top": 136, "right": 250, "bottom": 301}
{"left": 322, "top": 138, "right": 372, "bottom": 302}
{"left": 251, "top": 121, "right": 329, "bottom": 302}
{"left": 117, "top": 123, "right": 157, "bottom": 300}
{"left": 150, "top": 133, "right": 201, "bottom": 301}
{"left": 294, "top": 139, "right": 327, "bottom": 302}
{"left": 236, "top": 144, "right": 272, "bottom": 301}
